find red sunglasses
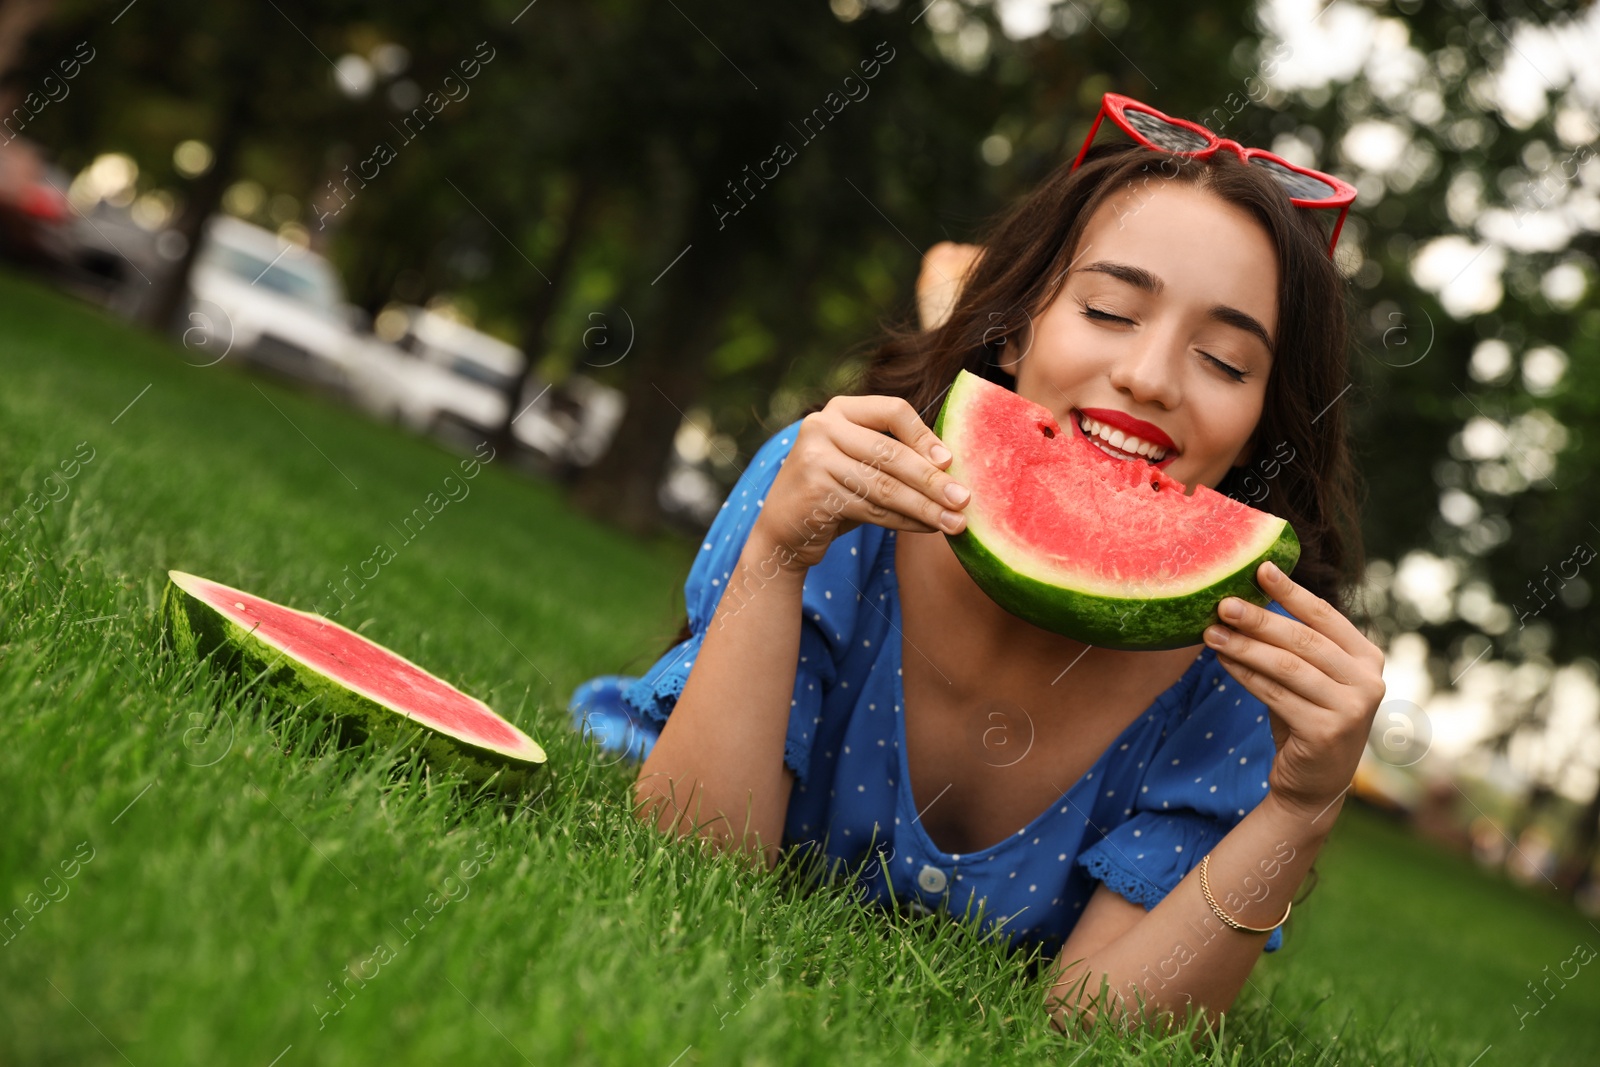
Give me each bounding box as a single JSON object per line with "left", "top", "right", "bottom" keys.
{"left": 1070, "top": 92, "right": 1356, "bottom": 259}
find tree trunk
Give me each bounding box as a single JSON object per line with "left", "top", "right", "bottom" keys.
{"left": 564, "top": 144, "right": 751, "bottom": 535}
{"left": 139, "top": 71, "right": 252, "bottom": 334}
{"left": 563, "top": 137, "right": 717, "bottom": 536}
{"left": 487, "top": 168, "right": 599, "bottom": 458}
{"left": 564, "top": 237, "right": 741, "bottom": 536}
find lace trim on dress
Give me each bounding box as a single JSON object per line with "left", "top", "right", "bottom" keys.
{"left": 1079, "top": 850, "right": 1170, "bottom": 911}
{"left": 622, "top": 639, "right": 697, "bottom": 728}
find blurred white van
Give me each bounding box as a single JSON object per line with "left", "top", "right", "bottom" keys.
{"left": 512, "top": 372, "right": 627, "bottom": 469}
{"left": 364, "top": 304, "right": 524, "bottom": 437}
{"left": 369, "top": 305, "right": 626, "bottom": 466}
{"left": 184, "top": 215, "right": 379, "bottom": 393}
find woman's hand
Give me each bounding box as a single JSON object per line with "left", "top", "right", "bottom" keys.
{"left": 1202, "top": 560, "right": 1387, "bottom": 822}
{"left": 752, "top": 395, "right": 971, "bottom": 574}
{"left": 917, "top": 241, "right": 984, "bottom": 331}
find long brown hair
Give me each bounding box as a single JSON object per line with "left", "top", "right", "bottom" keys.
{"left": 657, "top": 140, "right": 1369, "bottom": 654}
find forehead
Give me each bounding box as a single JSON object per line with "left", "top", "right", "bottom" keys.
{"left": 1070, "top": 182, "right": 1280, "bottom": 334}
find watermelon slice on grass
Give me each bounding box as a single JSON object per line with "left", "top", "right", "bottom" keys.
{"left": 933, "top": 370, "right": 1300, "bottom": 651}
{"left": 161, "top": 570, "right": 546, "bottom": 793}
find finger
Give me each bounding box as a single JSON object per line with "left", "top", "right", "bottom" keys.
{"left": 826, "top": 394, "right": 952, "bottom": 470}
{"left": 830, "top": 454, "right": 961, "bottom": 535}
{"left": 1219, "top": 647, "right": 1291, "bottom": 753}
{"left": 1203, "top": 620, "right": 1343, "bottom": 711}
{"left": 833, "top": 418, "right": 969, "bottom": 517}
{"left": 1212, "top": 649, "right": 1325, "bottom": 738}
{"left": 1212, "top": 594, "right": 1356, "bottom": 687}
{"left": 1253, "top": 561, "right": 1379, "bottom": 668}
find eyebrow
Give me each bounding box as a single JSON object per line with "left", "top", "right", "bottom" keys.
{"left": 1074, "top": 260, "right": 1277, "bottom": 356}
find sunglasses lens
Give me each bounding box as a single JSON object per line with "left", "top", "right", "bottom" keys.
{"left": 1123, "top": 108, "right": 1210, "bottom": 152}
{"left": 1251, "top": 157, "right": 1338, "bottom": 201}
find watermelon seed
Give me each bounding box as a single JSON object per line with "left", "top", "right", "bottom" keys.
{"left": 1038, "top": 421, "right": 1055, "bottom": 439}
{"left": 1150, "top": 480, "right": 1160, "bottom": 491}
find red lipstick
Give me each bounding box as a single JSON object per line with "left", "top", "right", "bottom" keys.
{"left": 1072, "top": 407, "right": 1180, "bottom": 469}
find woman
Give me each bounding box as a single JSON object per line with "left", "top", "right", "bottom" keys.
{"left": 572, "top": 94, "right": 1386, "bottom": 1035}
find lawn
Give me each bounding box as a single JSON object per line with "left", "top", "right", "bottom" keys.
{"left": 1, "top": 270, "right": 1595, "bottom": 1066}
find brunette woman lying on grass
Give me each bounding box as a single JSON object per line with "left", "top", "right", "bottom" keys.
{"left": 571, "top": 93, "right": 1385, "bottom": 1037}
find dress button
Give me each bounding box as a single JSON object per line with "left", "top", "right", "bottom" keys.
{"left": 917, "top": 864, "right": 948, "bottom": 893}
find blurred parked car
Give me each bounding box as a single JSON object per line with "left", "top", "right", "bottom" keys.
{"left": 513, "top": 372, "right": 626, "bottom": 473}
{"left": 0, "top": 137, "right": 72, "bottom": 270}
{"left": 0, "top": 139, "right": 170, "bottom": 313}
{"left": 183, "top": 215, "right": 380, "bottom": 395}
{"left": 363, "top": 305, "right": 627, "bottom": 468}
{"left": 360, "top": 304, "right": 524, "bottom": 437}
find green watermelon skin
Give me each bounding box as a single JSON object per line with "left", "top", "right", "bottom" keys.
{"left": 932, "top": 372, "right": 1302, "bottom": 651}
{"left": 162, "top": 576, "right": 543, "bottom": 795}
{"left": 940, "top": 513, "right": 1300, "bottom": 651}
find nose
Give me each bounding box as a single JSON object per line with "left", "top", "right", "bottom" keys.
{"left": 1106, "top": 321, "right": 1183, "bottom": 411}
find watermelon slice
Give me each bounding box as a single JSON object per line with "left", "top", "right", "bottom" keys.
{"left": 932, "top": 370, "right": 1300, "bottom": 650}
{"left": 162, "top": 571, "right": 546, "bottom": 791}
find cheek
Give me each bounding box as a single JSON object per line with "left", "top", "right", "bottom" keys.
{"left": 1023, "top": 312, "right": 1095, "bottom": 375}
{"left": 1199, "top": 397, "right": 1266, "bottom": 472}
{"left": 1014, "top": 326, "right": 1089, "bottom": 402}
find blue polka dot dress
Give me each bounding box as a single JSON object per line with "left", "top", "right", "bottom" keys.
{"left": 570, "top": 420, "right": 1290, "bottom": 960}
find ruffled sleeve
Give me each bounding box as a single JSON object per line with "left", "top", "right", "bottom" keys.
{"left": 621, "top": 420, "right": 846, "bottom": 788}
{"left": 1075, "top": 602, "right": 1297, "bottom": 953}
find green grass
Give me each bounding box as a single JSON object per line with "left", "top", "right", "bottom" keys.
{"left": 0, "top": 270, "right": 1595, "bottom": 1065}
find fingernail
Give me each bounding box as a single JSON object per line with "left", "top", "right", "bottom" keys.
{"left": 941, "top": 509, "right": 964, "bottom": 531}
{"left": 1219, "top": 599, "right": 1243, "bottom": 620}
{"left": 945, "top": 482, "right": 970, "bottom": 506}
{"left": 1263, "top": 561, "right": 1282, "bottom": 581}
{"left": 931, "top": 445, "right": 952, "bottom": 465}
{"left": 1204, "top": 625, "right": 1230, "bottom": 645}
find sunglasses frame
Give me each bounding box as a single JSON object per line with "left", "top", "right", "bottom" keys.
{"left": 1070, "top": 92, "right": 1356, "bottom": 259}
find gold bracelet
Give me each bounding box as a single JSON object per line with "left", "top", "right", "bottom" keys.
{"left": 1198, "top": 854, "right": 1291, "bottom": 934}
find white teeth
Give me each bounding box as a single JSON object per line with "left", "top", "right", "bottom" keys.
{"left": 1077, "top": 413, "right": 1170, "bottom": 463}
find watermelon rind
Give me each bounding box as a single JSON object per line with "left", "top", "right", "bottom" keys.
{"left": 933, "top": 373, "right": 1302, "bottom": 651}
{"left": 161, "top": 571, "right": 546, "bottom": 794}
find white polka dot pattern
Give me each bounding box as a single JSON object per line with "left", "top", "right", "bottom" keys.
{"left": 604, "top": 420, "right": 1292, "bottom": 958}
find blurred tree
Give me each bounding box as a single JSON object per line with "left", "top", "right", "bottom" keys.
{"left": 0, "top": 0, "right": 54, "bottom": 90}
{"left": 13, "top": 0, "right": 384, "bottom": 329}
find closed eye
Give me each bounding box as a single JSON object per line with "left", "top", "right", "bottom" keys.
{"left": 1082, "top": 305, "right": 1129, "bottom": 324}
{"left": 1083, "top": 305, "right": 1249, "bottom": 382}
{"left": 1203, "top": 353, "right": 1248, "bottom": 382}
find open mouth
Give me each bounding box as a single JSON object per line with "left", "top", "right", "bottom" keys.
{"left": 1071, "top": 409, "right": 1179, "bottom": 469}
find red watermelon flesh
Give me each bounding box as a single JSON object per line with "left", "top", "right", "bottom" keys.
{"left": 163, "top": 571, "right": 545, "bottom": 780}
{"left": 933, "top": 370, "right": 1300, "bottom": 649}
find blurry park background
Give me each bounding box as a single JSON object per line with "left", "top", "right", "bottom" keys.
{"left": 1, "top": 0, "right": 1598, "bottom": 1060}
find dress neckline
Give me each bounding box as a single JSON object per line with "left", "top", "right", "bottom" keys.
{"left": 882, "top": 528, "right": 1210, "bottom": 863}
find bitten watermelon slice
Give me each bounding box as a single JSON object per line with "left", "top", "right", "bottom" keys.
{"left": 932, "top": 370, "right": 1300, "bottom": 650}
{"left": 162, "top": 571, "right": 545, "bottom": 791}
